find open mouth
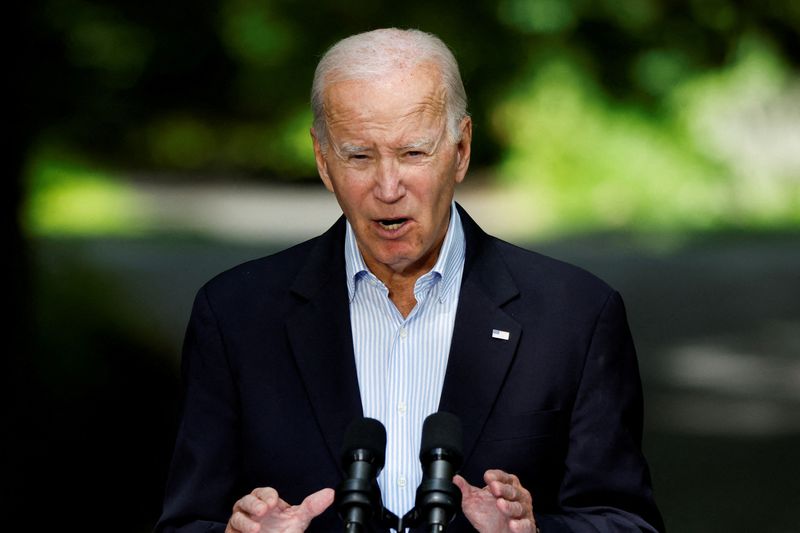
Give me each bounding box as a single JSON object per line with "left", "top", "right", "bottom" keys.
{"left": 377, "top": 218, "right": 408, "bottom": 231}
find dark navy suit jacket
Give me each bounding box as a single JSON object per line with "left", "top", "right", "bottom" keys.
{"left": 156, "top": 205, "right": 664, "bottom": 532}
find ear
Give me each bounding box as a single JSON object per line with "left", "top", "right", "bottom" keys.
{"left": 454, "top": 116, "right": 472, "bottom": 184}
{"left": 311, "top": 127, "right": 334, "bottom": 193}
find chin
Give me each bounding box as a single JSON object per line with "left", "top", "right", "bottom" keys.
{"left": 377, "top": 252, "right": 414, "bottom": 267}
{"left": 373, "top": 249, "right": 418, "bottom": 269}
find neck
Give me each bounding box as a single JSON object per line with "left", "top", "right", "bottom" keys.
{"left": 365, "top": 249, "right": 441, "bottom": 319}
{"left": 362, "top": 230, "right": 447, "bottom": 318}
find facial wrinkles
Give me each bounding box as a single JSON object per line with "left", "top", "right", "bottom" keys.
{"left": 322, "top": 77, "right": 449, "bottom": 160}
{"left": 326, "top": 109, "right": 449, "bottom": 165}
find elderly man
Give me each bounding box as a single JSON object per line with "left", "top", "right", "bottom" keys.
{"left": 156, "top": 29, "right": 663, "bottom": 532}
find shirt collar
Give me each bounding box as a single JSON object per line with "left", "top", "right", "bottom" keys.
{"left": 344, "top": 201, "right": 465, "bottom": 303}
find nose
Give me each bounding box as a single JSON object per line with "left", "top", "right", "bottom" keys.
{"left": 372, "top": 157, "right": 405, "bottom": 203}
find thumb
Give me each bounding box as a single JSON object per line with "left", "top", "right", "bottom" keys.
{"left": 452, "top": 474, "right": 474, "bottom": 498}
{"left": 298, "top": 487, "right": 335, "bottom": 521}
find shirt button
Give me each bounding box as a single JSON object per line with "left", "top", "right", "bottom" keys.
{"left": 398, "top": 401, "right": 407, "bottom": 414}
{"left": 399, "top": 327, "right": 408, "bottom": 339}
{"left": 398, "top": 475, "right": 406, "bottom": 487}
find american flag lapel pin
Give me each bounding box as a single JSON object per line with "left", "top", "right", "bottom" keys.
{"left": 492, "top": 329, "right": 510, "bottom": 341}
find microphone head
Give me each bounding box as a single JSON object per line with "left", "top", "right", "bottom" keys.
{"left": 420, "top": 411, "right": 463, "bottom": 465}
{"left": 341, "top": 417, "right": 387, "bottom": 468}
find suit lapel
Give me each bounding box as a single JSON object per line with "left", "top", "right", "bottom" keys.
{"left": 285, "top": 218, "right": 363, "bottom": 471}
{"left": 439, "top": 205, "right": 522, "bottom": 464}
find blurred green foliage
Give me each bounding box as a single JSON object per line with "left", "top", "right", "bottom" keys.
{"left": 23, "top": 0, "right": 800, "bottom": 237}
{"left": 24, "top": 148, "right": 146, "bottom": 236}
{"left": 494, "top": 36, "right": 799, "bottom": 235}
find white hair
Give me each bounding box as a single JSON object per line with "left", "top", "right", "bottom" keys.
{"left": 311, "top": 28, "right": 468, "bottom": 151}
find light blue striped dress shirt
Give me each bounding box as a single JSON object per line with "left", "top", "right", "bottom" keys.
{"left": 344, "top": 203, "right": 466, "bottom": 518}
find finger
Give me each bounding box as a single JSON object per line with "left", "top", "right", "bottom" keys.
{"left": 484, "top": 469, "right": 518, "bottom": 486}
{"left": 228, "top": 510, "right": 260, "bottom": 533}
{"left": 251, "top": 487, "right": 280, "bottom": 507}
{"left": 235, "top": 494, "right": 268, "bottom": 517}
{"left": 452, "top": 475, "right": 469, "bottom": 493}
{"left": 488, "top": 480, "right": 517, "bottom": 500}
{"left": 496, "top": 497, "right": 526, "bottom": 518}
{"left": 251, "top": 486, "right": 291, "bottom": 512}
{"left": 298, "top": 487, "right": 336, "bottom": 520}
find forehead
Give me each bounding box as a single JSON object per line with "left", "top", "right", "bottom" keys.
{"left": 323, "top": 64, "right": 447, "bottom": 143}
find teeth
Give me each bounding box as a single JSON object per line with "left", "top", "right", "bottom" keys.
{"left": 379, "top": 219, "right": 406, "bottom": 230}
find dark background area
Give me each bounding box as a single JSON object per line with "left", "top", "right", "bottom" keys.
{"left": 14, "top": 230, "right": 800, "bottom": 532}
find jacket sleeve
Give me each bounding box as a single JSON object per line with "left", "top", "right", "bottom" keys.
{"left": 155, "top": 286, "right": 241, "bottom": 533}
{"left": 536, "top": 291, "right": 665, "bottom": 532}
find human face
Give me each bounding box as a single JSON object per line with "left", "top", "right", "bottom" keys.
{"left": 312, "top": 64, "right": 472, "bottom": 282}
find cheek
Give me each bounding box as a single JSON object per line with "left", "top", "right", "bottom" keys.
{"left": 424, "top": 173, "right": 457, "bottom": 206}
{"left": 329, "top": 175, "right": 371, "bottom": 207}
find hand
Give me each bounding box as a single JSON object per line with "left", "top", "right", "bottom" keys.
{"left": 453, "top": 470, "right": 537, "bottom": 533}
{"left": 226, "top": 486, "right": 335, "bottom": 533}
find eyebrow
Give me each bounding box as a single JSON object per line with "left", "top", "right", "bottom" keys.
{"left": 398, "top": 139, "right": 434, "bottom": 151}
{"left": 339, "top": 139, "right": 432, "bottom": 152}
{"left": 331, "top": 132, "right": 443, "bottom": 160}
{"left": 339, "top": 143, "right": 370, "bottom": 155}
{"left": 334, "top": 140, "right": 433, "bottom": 158}
{"left": 330, "top": 142, "right": 370, "bottom": 161}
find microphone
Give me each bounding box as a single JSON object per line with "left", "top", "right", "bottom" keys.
{"left": 414, "top": 411, "right": 464, "bottom": 532}
{"left": 335, "top": 417, "right": 387, "bottom": 533}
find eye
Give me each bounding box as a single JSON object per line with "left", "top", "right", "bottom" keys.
{"left": 406, "top": 150, "right": 425, "bottom": 157}
{"left": 350, "top": 154, "right": 369, "bottom": 161}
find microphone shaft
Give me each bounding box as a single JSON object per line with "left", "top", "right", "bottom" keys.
{"left": 428, "top": 458, "right": 454, "bottom": 481}
{"left": 345, "top": 523, "right": 364, "bottom": 533}
{"left": 348, "top": 458, "right": 374, "bottom": 481}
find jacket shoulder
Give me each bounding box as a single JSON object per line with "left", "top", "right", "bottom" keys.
{"left": 194, "top": 234, "right": 334, "bottom": 322}
{"left": 202, "top": 215, "right": 344, "bottom": 295}
{"left": 492, "top": 237, "right": 616, "bottom": 302}
{"left": 206, "top": 237, "right": 319, "bottom": 293}
{"left": 457, "top": 203, "right": 614, "bottom": 303}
